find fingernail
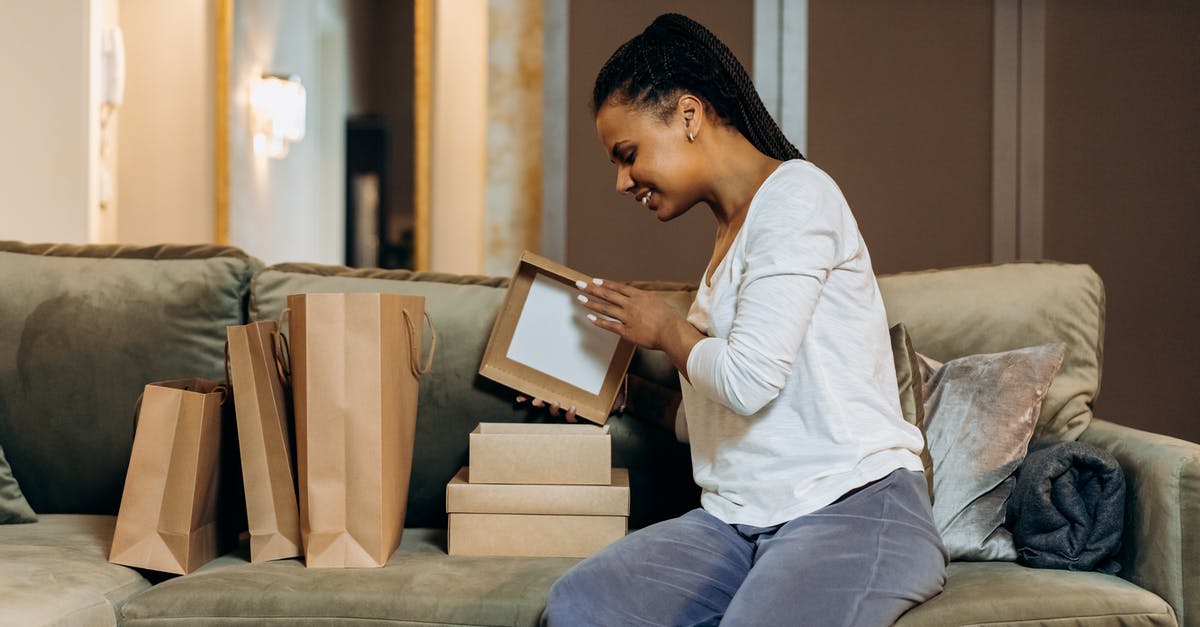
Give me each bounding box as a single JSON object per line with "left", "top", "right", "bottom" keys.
{"left": 575, "top": 280, "right": 587, "bottom": 289}
{"left": 587, "top": 314, "right": 597, "bottom": 322}
{"left": 593, "top": 278, "right": 604, "bottom": 286}
{"left": 577, "top": 294, "right": 588, "bottom": 304}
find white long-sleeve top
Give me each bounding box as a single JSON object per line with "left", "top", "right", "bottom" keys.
{"left": 680, "top": 159, "right": 924, "bottom": 526}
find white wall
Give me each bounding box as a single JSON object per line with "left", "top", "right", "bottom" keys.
{"left": 229, "top": 0, "right": 347, "bottom": 266}
{"left": 0, "top": 0, "right": 97, "bottom": 243}
{"left": 116, "top": 0, "right": 215, "bottom": 245}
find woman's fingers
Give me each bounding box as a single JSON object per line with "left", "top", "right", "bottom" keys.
{"left": 575, "top": 278, "right": 632, "bottom": 305}
{"left": 576, "top": 293, "right": 623, "bottom": 321}
{"left": 521, "top": 396, "right": 582, "bottom": 423}
{"left": 587, "top": 314, "right": 625, "bottom": 337}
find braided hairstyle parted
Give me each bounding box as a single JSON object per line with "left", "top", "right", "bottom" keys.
{"left": 592, "top": 13, "right": 803, "bottom": 162}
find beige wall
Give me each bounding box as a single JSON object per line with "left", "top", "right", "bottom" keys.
{"left": 429, "top": 0, "right": 488, "bottom": 274}
{"left": 566, "top": 1, "right": 755, "bottom": 283}
{"left": 117, "top": 0, "right": 215, "bottom": 245}
{"left": 0, "top": 0, "right": 96, "bottom": 244}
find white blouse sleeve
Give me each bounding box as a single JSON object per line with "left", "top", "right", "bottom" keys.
{"left": 685, "top": 176, "right": 848, "bottom": 416}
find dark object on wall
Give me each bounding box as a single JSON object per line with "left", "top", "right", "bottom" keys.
{"left": 1006, "top": 440, "right": 1125, "bottom": 575}
{"left": 346, "top": 115, "right": 411, "bottom": 269}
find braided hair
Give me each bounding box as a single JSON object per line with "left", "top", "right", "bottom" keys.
{"left": 592, "top": 13, "right": 803, "bottom": 162}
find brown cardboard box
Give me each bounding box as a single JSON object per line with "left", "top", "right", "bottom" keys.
{"left": 446, "top": 466, "right": 630, "bottom": 557}
{"left": 446, "top": 467, "right": 629, "bottom": 515}
{"left": 447, "top": 513, "right": 627, "bottom": 558}
{"left": 468, "top": 422, "right": 611, "bottom": 485}
{"left": 478, "top": 251, "right": 635, "bottom": 425}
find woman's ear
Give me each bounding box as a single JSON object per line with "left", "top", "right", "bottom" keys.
{"left": 678, "top": 95, "right": 704, "bottom": 142}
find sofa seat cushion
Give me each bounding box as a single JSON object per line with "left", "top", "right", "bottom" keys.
{"left": 120, "top": 530, "right": 1177, "bottom": 627}
{"left": 897, "top": 561, "right": 1177, "bottom": 627}
{"left": 118, "top": 528, "right": 572, "bottom": 626}
{"left": 0, "top": 514, "right": 151, "bottom": 626}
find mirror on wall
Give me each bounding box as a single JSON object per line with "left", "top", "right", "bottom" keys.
{"left": 216, "top": 0, "right": 418, "bottom": 269}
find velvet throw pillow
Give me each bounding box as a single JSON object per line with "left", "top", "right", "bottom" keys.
{"left": 919, "top": 343, "right": 1066, "bottom": 561}
{"left": 0, "top": 442, "right": 37, "bottom": 524}
{"left": 889, "top": 323, "right": 934, "bottom": 502}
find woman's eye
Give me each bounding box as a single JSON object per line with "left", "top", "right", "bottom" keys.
{"left": 623, "top": 151, "right": 636, "bottom": 165}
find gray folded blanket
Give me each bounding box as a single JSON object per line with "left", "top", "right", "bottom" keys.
{"left": 1005, "top": 440, "right": 1125, "bottom": 574}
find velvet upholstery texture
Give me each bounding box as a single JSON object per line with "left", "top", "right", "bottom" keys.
{"left": 921, "top": 344, "right": 1067, "bottom": 561}
{"left": 117, "top": 536, "right": 1178, "bottom": 627}
{"left": 118, "top": 529, "right": 573, "bottom": 627}
{"left": 895, "top": 561, "right": 1177, "bottom": 626}
{"left": 1081, "top": 420, "right": 1200, "bottom": 627}
{"left": 248, "top": 265, "right": 697, "bottom": 529}
{"left": 0, "top": 243, "right": 259, "bottom": 515}
{"left": 878, "top": 262, "right": 1103, "bottom": 441}
{"left": 0, "top": 442, "right": 37, "bottom": 523}
{"left": 0, "top": 514, "right": 152, "bottom": 626}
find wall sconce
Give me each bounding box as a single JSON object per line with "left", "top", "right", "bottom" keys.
{"left": 250, "top": 73, "right": 306, "bottom": 159}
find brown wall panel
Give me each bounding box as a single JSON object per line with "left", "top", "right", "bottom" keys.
{"left": 808, "top": 0, "right": 994, "bottom": 275}
{"left": 566, "top": 1, "right": 754, "bottom": 282}
{"left": 1042, "top": 2, "right": 1200, "bottom": 443}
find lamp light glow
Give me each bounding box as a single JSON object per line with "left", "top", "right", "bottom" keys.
{"left": 250, "top": 74, "right": 306, "bottom": 158}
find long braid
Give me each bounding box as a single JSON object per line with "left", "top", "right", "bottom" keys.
{"left": 593, "top": 13, "right": 803, "bottom": 162}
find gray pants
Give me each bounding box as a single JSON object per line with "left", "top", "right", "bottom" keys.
{"left": 542, "top": 469, "right": 947, "bottom": 627}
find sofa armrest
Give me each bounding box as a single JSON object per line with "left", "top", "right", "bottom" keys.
{"left": 1079, "top": 418, "right": 1200, "bottom": 627}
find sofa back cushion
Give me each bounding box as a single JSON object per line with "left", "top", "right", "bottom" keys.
{"left": 250, "top": 264, "right": 698, "bottom": 529}
{"left": 0, "top": 242, "right": 259, "bottom": 514}
{"left": 877, "top": 262, "right": 1104, "bottom": 441}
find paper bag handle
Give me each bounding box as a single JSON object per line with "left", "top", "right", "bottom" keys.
{"left": 403, "top": 310, "right": 437, "bottom": 376}
{"left": 223, "top": 340, "right": 233, "bottom": 388}
{"left": 273, "top": 308, "right": 292, "bottom": 386}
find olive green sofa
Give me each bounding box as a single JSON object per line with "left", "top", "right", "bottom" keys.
{"left": 0, "top": 241, "right": 1195, "bottom": 626}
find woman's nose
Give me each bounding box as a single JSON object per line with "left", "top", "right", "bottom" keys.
{"left": 615, "top": 167, "right": 635, "bottom": 195}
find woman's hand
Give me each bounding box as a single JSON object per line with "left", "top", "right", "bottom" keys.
{"left": 575, "top": 278, "right": 705, "bottom": 378}
{"left": 515, "top": 383, "right": 626, "bottom": 424}
{"left": 573, "top": 279, "right": 681, "bottom": 351}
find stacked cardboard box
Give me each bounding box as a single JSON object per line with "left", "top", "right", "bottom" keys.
{"left": 446, "top": 423, "right": 630, "bottom": 557}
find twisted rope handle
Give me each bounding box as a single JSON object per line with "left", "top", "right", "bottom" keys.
{"left": 403, "top": 310, "right": 437, "bottom": 376}
{"left": 224, "top": 340, "right": 233, "bottom": 388}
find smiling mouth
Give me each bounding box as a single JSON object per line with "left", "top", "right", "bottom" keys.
{"left": 637, "top": 190, "right": 654, "bottom": 206}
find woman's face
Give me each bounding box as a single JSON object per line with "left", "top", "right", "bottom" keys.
{"left": 595, "top": 98, "right": 707, "bottom": 222}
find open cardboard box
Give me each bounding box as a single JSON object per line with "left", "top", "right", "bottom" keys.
{"left": 478, "top": 251, "right": 635, "bottom": 425}
{"left": 468, "top": 422, "right": 612, "bottom": 485}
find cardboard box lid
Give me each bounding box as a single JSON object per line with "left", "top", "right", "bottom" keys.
{"left": 478, "top": 251, "right": 635, "bottom": 425}
{"left": 468, "top": 422, "right": 612, "bottom": 485}
{"left": 446, "top": 467, "right": 630, "bottom": 516}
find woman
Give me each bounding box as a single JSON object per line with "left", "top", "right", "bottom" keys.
{"left": 541, "top": 13, "right": 947, "bottom": 626}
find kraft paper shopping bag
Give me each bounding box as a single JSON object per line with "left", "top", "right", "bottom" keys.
{"left": 227, "top": 320, "right": 302, "bottom": 563}
{"left": 109, "top": 378, "right": 230, "bottom": 574}
{"left": 288, "top": 293, "right": 435, "bottom": 568}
